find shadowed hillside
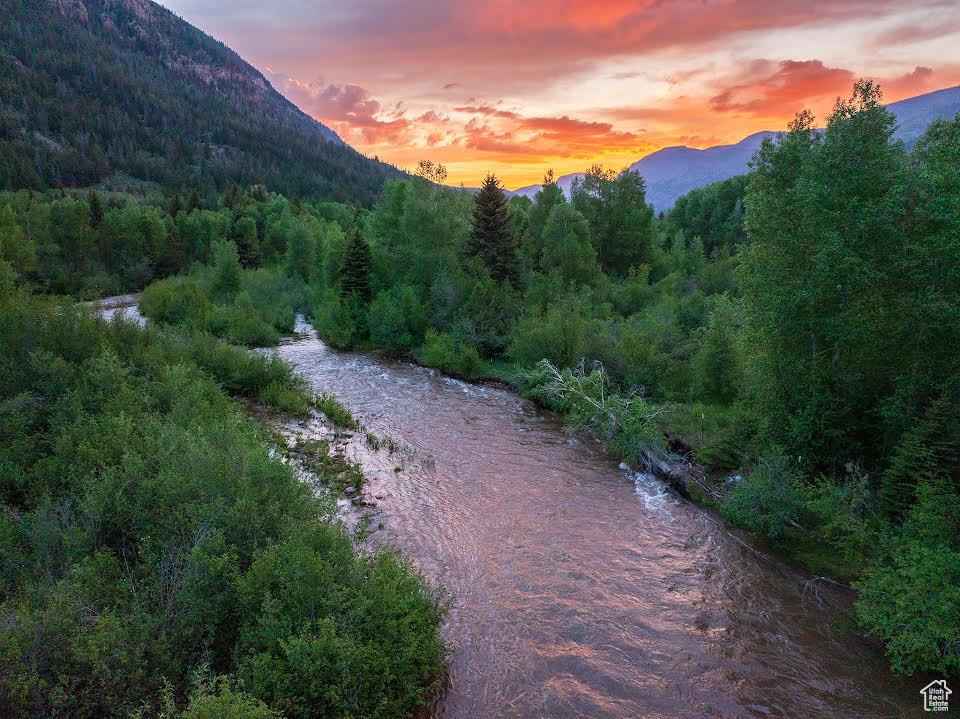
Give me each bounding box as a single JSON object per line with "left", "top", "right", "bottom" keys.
{"left": 0, "top": 0, "right": 400, "bottom": 203}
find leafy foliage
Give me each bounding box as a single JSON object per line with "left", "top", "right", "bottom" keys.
{"left": 0, "top": 293, "right": 444, "bottom": 717}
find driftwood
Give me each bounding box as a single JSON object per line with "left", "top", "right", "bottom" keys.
{"left": 640, "top": 447, "right": 723, "bottom": 502}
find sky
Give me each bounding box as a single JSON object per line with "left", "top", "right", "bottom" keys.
{"left": 158, "top": 0, "right": 960, "bottom": 188}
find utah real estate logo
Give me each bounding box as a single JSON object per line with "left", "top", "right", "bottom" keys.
{"left": 920, "top": 680, "right": 951, "bottom": 713}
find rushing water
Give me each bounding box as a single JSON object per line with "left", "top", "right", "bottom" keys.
{"left": 98, "top": 301, "right": 916, "bottom": 718}
{"left": 271, "top": 319, "right": 915, "bottom": 719}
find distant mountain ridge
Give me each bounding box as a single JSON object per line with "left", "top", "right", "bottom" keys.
{"left": 0, "top": 0, "right": 399, "bottom": 202}
{"left": 509, "top": 86, "right": 960, "bottom": 212}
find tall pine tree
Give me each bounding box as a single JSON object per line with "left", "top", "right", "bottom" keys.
{"left": 340, "top": 226, "right": 372, "bottom": 302}
{"left": 467, "top": 174, "right": 517, "bottom": 284}
{"left": 87, "top": 190, "right": 104, "bottom": 229}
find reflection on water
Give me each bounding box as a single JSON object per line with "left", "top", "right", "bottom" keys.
{"left": 268, "top": 319, "right": 914, "bottom": 719}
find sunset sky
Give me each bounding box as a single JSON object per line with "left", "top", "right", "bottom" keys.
{"left": 158, "top": 0, "right": 960, "bottom": 188}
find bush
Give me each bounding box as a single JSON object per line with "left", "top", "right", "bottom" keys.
{"left": 139, "top": 274, "right": 210, "bottom": 325}
{"left": 259, "top": 380, "right": 311, "bottom": 417}
{"left": 368, "top": 284, "right": 429, "bottom": 357}
{"left": 242, "top": 268, "right": 303, "bottom": 333}
{"left": 0, "top": 297, "right": 443, "bottom": 718}
{"left": 416, "top": 330, "right": 483, "bottom": 379}
{"left": 202, "top": 294, "right": 281, "bottom": 347}
{"left": 313, "top": 393, "right": 358, "bottom": 429}
{"left": 233, "top": 530, "right": 446, "bottom": 719}
{"left": 855, "top": 481, "right": 960, "bottom": 675}
{"left": 310, "top": 288, "right": 367, "bottom": 350}
{"left": 721, "top": 453, "right": 805, "bottom": 541}
{"left": 181, "top": 678, "right": 279, "bottom": 719}
{"left": 508, "top": 298, "right": 595, "bottom": 369}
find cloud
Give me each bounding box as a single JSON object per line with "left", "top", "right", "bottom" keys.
{"left": 710, "top": 60, "right": 855, "bottom": 115}
{"left": 167, "top": 0, "right": 960, "bottom": 185}
{"left": 267, "top": 73, "right": 412, "bottom": 144}
{"left": 874, "top": 18, "right": 960, "bottom": 45}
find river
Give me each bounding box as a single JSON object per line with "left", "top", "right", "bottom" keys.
{"left": 101, "top": 301, "right": 917, "bottom": 718}
{"left": 271, "top": 319, "right": 916, "bottom": 719}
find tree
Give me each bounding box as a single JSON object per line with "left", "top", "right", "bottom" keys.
{"left": 0, "top": 205, "right": 35, "bottom": 276}
{"left": 210, "top": 239, "right": 242, "bottom": 298}
{"left": 740, "top": 80, "right": 908, "bottom": 473}
{"left": 87, "top": 190, "right": 104, "bottom": 229}
{"left": 168, "top": 192, "right": 182, "bottom": 218}
{"left": 466, "top": 173, "right": 517, "bottom": 285}
{"left": 526, "top": 170, "right": 566, "bottom": 249}
{"left": 339, "top": 226, "right": 372, "bottom": 302}
{"left": 283, "top": 215, "right": 317, "bottom": 283}
{"left": 232, "top": 215, "right": 261, "bottom": 267}
{"left": 187, "top": 188, "right": 203, "bottom": 213}
{"left": 571, "top": 166, "right": 655, "bottom": 275}
{"left": 540, "top": 204, "right": 600, "bottom": 285}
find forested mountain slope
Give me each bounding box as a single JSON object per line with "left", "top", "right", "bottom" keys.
{"left": 0, "top": 0, "right": 399, "bottom": 203}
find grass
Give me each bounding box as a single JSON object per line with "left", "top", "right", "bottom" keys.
{"left": 313, "top": 392, "right": 358, "bottom": 429}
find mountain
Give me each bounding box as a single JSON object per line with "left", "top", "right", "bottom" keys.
{"left": 509, "top": 85, "right": 960, "bottom": 213}
{"left": 0, "top": 0, "right": 399, "bottom": 203}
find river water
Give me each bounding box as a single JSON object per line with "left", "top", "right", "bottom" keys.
{"left": 99, "top": 301, "right": 916, "bottom": 718}
{"left": 271, "top": 320, "right": 916, "bottom": 719}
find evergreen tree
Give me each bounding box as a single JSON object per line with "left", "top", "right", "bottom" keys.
{"left": 187, "top": 188, "right": 203, "bottom": 213}
{"left": 168, "top": 192, "right": 182, "bottom": 218}
{"left": 466, "top": 174, "right": 518, "bottom": 284}
{"left": 340, "top": 226, "right": 372, "bottom": 302}
{"left": 87, "top": 190, "right": 104, "bottom": 229}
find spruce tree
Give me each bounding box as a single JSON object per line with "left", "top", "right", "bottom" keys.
{"left": 168, "top": 192, "right": 182, "bottom": 218}
{"left": 87, "top": 190, "right": 104, "bottom": 229}
{"left": 340, "top": 226, "right": 372, "bottom": 302}
{"left": 187, "top": 188, "right": 203, "bottom": 213}
{"left": 467, "top": 173, "right": 517, "bottom": 284}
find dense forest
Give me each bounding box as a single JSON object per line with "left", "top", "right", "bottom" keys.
{"left": 0, "top": 0, "right": 398, "bottom": 203}
{"left": 1, "top": 79, "right": 958, "bottom": 715}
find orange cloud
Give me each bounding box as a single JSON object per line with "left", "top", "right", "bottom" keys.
{"left": 710, "top": 60, "right": 855, "bottom": 115}
{"left": 165, "top": 0, "right": 960, "bottom": 187}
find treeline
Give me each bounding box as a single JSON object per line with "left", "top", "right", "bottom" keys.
{"left": 0, "top": 0, "right": 397, "bottom": 203}
{"left": 0, "top": 184, "right": 352, "bottom": 297}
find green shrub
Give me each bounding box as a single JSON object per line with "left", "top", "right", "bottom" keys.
{"left": 313, "top": 392, "right": 358, "bottom": 429}
{"left": 721, "top": 454, "right": 805, "bottom": 541}
{"left": 181, "top": 678, "right": 279, "bottom": 719}
{"left": 241, "top": 268, "right": 303, "bottom": 333}
{"left": 855, "top": 481, "right": 960, "bottom": 675}
{"left": 259, "top": 380, "right": 311, "bottom": 416}
{"left": 139, "top": 274, "right": 210, "bottom": 325}
{"left": 202, "top": 294, "right": 281, "bottom": 347}
{"left": 0, "top": 297, "right": 443, "bottom": 718}
{"left": 368, "top": 284, "right": 429, "bottom": 357}
{"left": 234, "top": 529, "right": 445, "bottom": 719}
{"left": 416, "top": 330, "right": 483, "bottom": 379}
{"left": 310, "top": 288, "right": 367, "bottom": 350}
